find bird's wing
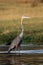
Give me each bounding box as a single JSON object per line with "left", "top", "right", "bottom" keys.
{"left": 8, "top": 34, "right": 22, "bottom": 51}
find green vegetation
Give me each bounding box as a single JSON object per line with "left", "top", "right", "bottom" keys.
{"left": 0, "top": 18, "right": 43, "bottom": 44}
{"left": 0, "top": 0, "right": 43, "bottom": 45}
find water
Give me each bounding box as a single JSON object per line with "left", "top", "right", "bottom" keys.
{"left": 0, "top": 54, "right": 43, "bottom": 65}
{"left": 0, "top": 45, "right": 43, "bottom": 65}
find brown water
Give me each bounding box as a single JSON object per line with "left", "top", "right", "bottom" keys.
{"left": 0, "top": 54, "right": 43, "bottom": 65}
{"left": 0, "top": 45, "right": 43, "bottom": 65}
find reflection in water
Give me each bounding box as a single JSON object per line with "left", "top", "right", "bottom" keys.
{"left": 0, "top": 54, "right": 43, "bottom": 65}
{"left": 1, "top": 45, "right": 43, "bottom": 65}
{"left": 0, "top": 55, "right": 27, "bottom": 65}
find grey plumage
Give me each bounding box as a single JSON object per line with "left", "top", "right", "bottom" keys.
{"left": 8, "top": 16, "right": 30, "bottom": 53}
{"left": 8, "top": 18, "right": 24, "bottom": 53}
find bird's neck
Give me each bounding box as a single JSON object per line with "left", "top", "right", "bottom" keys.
{"left": 19, "top": 22, "right": 24, "bottom": 37}
{"left": 21, "top": 21, "right": 24, "bottom": 33}
{"left": 19, "top": 31, "right": 23, "bottom": 37}
{"left": 22, "top": 26, "right": 24, "bottom": 33}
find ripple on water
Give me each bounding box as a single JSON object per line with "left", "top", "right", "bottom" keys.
{"left": 0, "top": 54, "right": 43, "bottom": 65}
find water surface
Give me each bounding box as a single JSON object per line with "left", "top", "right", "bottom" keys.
{"left": 0, "top": 54, "right": 43, "bottom": 65}
{"left": 0, "top": 44, "right": 43, "bottom": 65}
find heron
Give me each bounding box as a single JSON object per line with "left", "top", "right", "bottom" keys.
{"left": 8, "top": 16, "right": 30, "bottom": 53}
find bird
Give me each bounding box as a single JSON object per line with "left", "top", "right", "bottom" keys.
{"left": 8, "top": 16, "right": 30, "bottom": 53}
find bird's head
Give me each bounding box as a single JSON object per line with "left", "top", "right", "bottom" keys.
{"left": 21, "top": 16, "right": 30, "bottom": 24}
{"left": 21, "top": 16, "right": 31, "bottom": 32}
{"left": 21, "top": 15, "right": 30, "bottom": 26}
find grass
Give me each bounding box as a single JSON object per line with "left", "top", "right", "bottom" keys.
{"left": 0, "top": 3, "right": 43, "bottom": 20}
{"left": 0, "top": 18, "right": 43, "bottom": 44}
{"left": 0, "top": 1, "right": 43, "bottom": 44}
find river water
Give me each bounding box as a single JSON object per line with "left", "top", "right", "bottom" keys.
{"left": 0, "top": 54, "right": 43, "bottom": 65}
{"left": 0, "top": 44, "right": 43, "bottom": 65}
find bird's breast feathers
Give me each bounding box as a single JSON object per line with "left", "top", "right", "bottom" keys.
{"left": 19, "top": 32, "right": 23, "bottom": 38}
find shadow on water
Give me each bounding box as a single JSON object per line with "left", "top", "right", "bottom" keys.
{"left": 0, "top": 54, "right": 43, "bottom": 65}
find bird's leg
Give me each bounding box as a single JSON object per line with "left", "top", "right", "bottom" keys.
{"left": 13, "top": 46, "right": 16, "bottom": 56}
{"left": 15, "top": 47, "right": 19, "bottom": 57}
{"left": 8, "top": 49, "right": 12, "bottom": 53}
{"left": 14, "top": 48, "right": 15, "bottom": 56}
{"left": 14, "top": 48, "right": 16, "bottom": 56}
{"left": 18, "top": 46, "right": 21, "bottom": 56}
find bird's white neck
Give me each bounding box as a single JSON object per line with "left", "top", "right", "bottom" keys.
{"left": 21, "top": 19, "right": 24, "bottom": 33}
{"left": 19, "top": 32, "right": 23, "bottom": 37}
{"left": 19, "top": 20, "right": 24, "bottom": 37}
